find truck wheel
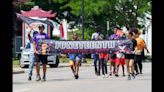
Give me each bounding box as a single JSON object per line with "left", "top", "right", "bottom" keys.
{"left": 20, "top": 64, "right": 28, "bottom": 68}
{"left": 49, "top": 56, "right": 59, "bottom": 68}
{"left": 19, "top": 60, "right": 28, "bottom": 68}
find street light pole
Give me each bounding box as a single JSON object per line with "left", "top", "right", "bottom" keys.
{"left": 107, "top": 20, "right": 109, "bottom": 37}
{"left": 82, "top": 0, "right": 84, "bottom": 40}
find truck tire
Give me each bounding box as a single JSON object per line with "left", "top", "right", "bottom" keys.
{"left": 49, "top": 56, "right": 59, "bottom": 68}
{"left": 19, "top": 60, "right": 28, "bottom": 68}
{"left": 20, "top": 64, "right": 28, "bottom": 68}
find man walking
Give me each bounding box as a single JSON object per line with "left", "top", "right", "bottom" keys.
{"left": 33, "top": 24, "right": 49, "bottom": 81}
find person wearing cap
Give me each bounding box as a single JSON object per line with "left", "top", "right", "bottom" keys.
{"left": 33, "top": 24, "right": 49, "bottom": 81}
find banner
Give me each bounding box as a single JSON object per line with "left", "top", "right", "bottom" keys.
{"left": 38, "top": 40, "right": 134, "bottom": 55}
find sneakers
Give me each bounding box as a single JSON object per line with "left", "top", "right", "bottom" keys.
{"left": 122, "top": 73, "right": 125, "bottom": 77}
{"left": 135, "top": 72, "right": 139, "bottom": 75}
{"left": 28, "top": 76, "right": 32, "bottom": 81}
{"left": 42, "top": 75, "right": 46, "bottom": 81}
{"left": 105, "top": 74, "right": 109, "bottom": 78}
{"left": 75, "top": 75, "right": 79, "bottom": 79}
{"left": 101, "top": 75, "right": 105, "bottom": 78}
{"left": 128, "top": 75, "right": 131, "bottom": 80}
{"left": 131, "top": 73, "right": 135, "bottom": 79}
{"left": 36, "top": 75, "right": 41, "bottom": 81}
{"left": 115, "top": 74, "right": 119, "bottom": 77}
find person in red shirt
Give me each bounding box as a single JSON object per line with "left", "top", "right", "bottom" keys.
{"left": 99, "top": 53, "right": 109, "bottom": 78}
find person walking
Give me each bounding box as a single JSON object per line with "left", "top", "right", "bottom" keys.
{"left": 130, "top": 28, "right": 146, "bottom": 75}
{"left": 33, "top": 24, "right": 49, "bottom": 81}
{"left": 108, "top": 26, "right": 123, "bottom": 77}
{"left": 69, "top": 33, "right": 82, "bottom": 79}
{"left": 124, "top": 31, "right": 137, "bottom": 80}
{"left": 91, "top": 26, "right": 103, "bottom": 76}
{"left": 27, "top": 26, "right": 38, "bottom": 81}
{"left": 99, "top": 52, "right": 109, "bottom": 78}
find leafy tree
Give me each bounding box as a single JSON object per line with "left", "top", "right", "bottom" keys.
{"left": 13, "top": 0, "right": 151, "bottom": 39}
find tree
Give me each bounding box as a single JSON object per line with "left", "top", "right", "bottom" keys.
{"left": 56, "top": 0, "right": 151, "bottom": 28}
{"left": 13, "top": 0, "right": 151, "bottom": 39}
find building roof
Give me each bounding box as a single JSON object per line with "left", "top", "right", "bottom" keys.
{"left": 20, "top": 6, "right": 56, "bottom": 18}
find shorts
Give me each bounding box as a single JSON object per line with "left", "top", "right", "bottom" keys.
{"left": 116, "top": 57, "right": 126, "bottom": 66}
{"left": 35, "top": 54, "right": 48, "bottom": 64}
{"left": 125, "top": 54, "right": 135, "bottom": 59}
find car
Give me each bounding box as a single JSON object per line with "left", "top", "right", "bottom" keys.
{"left": 19, "top": 46, "right": 59, "bottom": 68}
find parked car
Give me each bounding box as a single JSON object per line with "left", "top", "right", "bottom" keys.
{"left": 19, "top": 46, "right": 59, "bottom": 68}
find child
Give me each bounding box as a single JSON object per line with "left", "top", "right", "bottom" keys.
{"left": 99, "top": 53, "right": 109, "bottom": 78}
{"left": 108, "top": 53, "right": 116, "bottom": 76}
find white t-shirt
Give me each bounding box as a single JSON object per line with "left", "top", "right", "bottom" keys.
{"left": 91, "top": 32, "right": 103, "bottom": 40}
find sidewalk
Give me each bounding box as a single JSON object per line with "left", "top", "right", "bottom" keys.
{"left": 13, "top": 67, "right": 25, "bottom": 74}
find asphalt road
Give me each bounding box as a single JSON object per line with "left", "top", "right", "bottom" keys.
{"left": 13, "top": 62, "right": 151, "bottom": 92}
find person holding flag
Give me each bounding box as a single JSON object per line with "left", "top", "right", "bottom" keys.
{"left": 27, "top": 26, "right": 38, "bottom": 81}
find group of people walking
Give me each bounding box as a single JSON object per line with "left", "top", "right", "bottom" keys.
{"left": 26, "top": 24, "right": 149, "bottom": 81}
{"left": 91, "top": 26, "right": 149, "bottom": 80}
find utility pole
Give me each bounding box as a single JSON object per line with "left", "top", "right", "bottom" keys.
{"left": 82, "top": 0, "right": 84, "bottom": 40}
{"left": 107, "top": 20, "right": 109, "bottom": 37}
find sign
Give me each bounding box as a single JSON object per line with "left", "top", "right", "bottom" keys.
{"left": 38, "top": 40, "right": 134, "bottom": 55}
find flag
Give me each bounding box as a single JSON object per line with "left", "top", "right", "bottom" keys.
{"left": 59, "top": 23, "right": 64, "bottom": 39}
{"left": 16, "top": 13, "right": 54, "bottom": 28}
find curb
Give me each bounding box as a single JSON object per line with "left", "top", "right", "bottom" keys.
{"left": 13, "top": 70, "right": 25, "bottom": 74}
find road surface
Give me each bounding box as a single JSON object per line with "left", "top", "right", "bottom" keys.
{"left": 13, "top": 62, "right": 151, "bottom": 92}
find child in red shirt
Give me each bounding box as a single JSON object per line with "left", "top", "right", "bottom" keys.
{"left": 99, "top": 53, "right": 109, "bottom": 78}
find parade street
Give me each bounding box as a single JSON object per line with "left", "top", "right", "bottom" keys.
{"left": 13, "top": 62, "right": 151, "bottom": 92}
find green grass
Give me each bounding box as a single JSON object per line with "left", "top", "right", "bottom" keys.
{"left": 85, "top": 58, "right": 93, "bottom": 64}
{"left": 13, "top": 60, "right": 19, "bottom": 65}
{"left": 13, "top": 60, "right": 19, "bottom": 67}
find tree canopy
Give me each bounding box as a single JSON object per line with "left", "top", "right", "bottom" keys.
{"left": 13, "top": 0, "right": 151, "bottom": 38}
